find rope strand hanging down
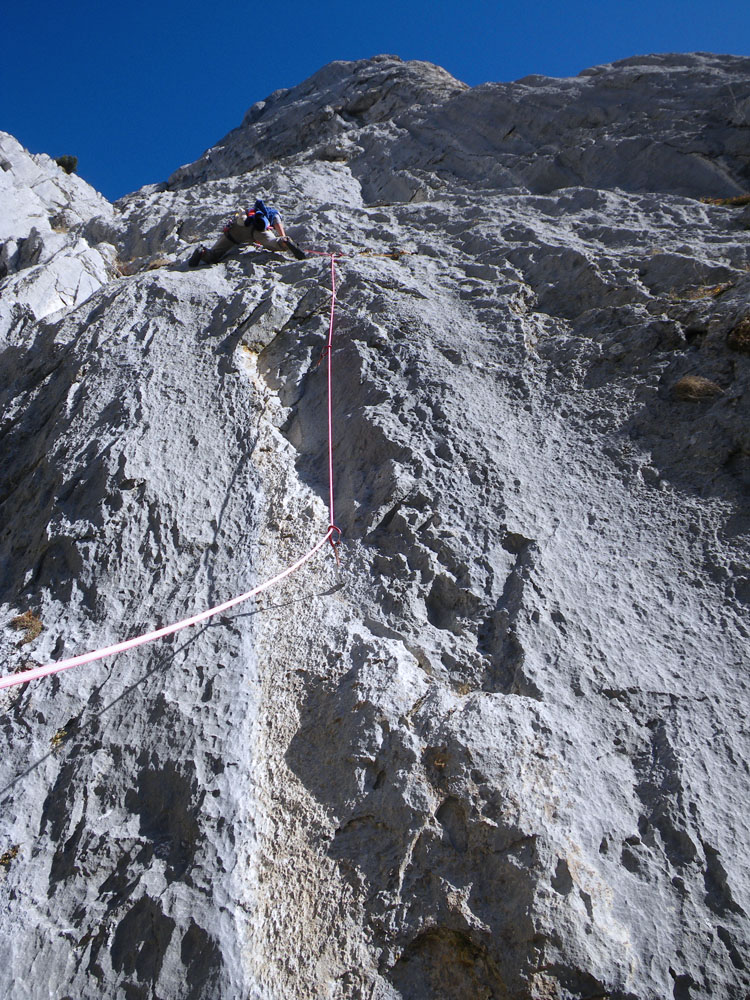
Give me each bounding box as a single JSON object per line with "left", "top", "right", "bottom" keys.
{"left": 326, "top": 253, "right": 342, "bottom": 564}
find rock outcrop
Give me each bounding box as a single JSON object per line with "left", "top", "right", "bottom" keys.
{"left": 0, "top": 132, "right": 116, "bottom": 343}
{"left": 1, "top": 53, "right": 749, "bottom": 1000}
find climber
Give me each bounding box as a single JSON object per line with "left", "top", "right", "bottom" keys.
{"left": 188, "top": 198, "right": 306, "bottom": 266}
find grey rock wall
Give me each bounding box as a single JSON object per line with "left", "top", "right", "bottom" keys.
{"left": 0, "top": 132, "right": 116, "bottom": 344}
{"left": 1, "top": 53, "right": 749, "bottom": 999}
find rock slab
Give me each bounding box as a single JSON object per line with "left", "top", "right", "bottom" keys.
{"left": 0, "top": 53, "right": 749, "bottom": 1000}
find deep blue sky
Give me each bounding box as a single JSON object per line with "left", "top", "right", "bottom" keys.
{"left": 3, "top": 0, "right": 748, "bottom": 202}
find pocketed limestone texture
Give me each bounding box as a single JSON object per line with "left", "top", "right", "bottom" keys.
{"left": 1, "top": 53, "right": 749, "bottom": 1000}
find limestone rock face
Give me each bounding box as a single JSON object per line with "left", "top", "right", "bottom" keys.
{"left": 0, "top": 132, "right": 116, "bottom": 343}
{"left": 1, "top": 53, "right": 749, "bottom": 1000}
{"left": 167, "top": 52, "right": 750, "bottom": 202}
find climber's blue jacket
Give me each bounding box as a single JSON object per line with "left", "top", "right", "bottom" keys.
{"left": 251, "top": 199, "right": 280, "bottom": 230}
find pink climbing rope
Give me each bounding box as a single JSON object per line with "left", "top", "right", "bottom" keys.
{"left": 0, "top": 254, "right": 343, "bottom": 692}
{"left": 326, "top": 254, "right": 342, "bottom": 562}
{"left": 0, "top": 531, "right": 334, "bottom": 691}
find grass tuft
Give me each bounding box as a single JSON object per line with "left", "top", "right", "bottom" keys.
{"left": 55, "top": 155, "right": 78, "bottom": 175}
{"left": 50, "top": 728, "right": 69, "bottom": 751}
{"left": 669, "top": 281, "right": 734, "bottom": 301}
{"left": 702, "top": 194, "right": 750, "bottom": 207}
{"left": 727, "top": 316, "right": 750, "bottom": 355}
{"left": 0, "top": 846, "right": 19, "bottom": 871}
{"left": 10, "top": 611, "right": 43, "bottom": 646}
{"left": 673, "top": 375, "right": 724, "bottom": 402}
